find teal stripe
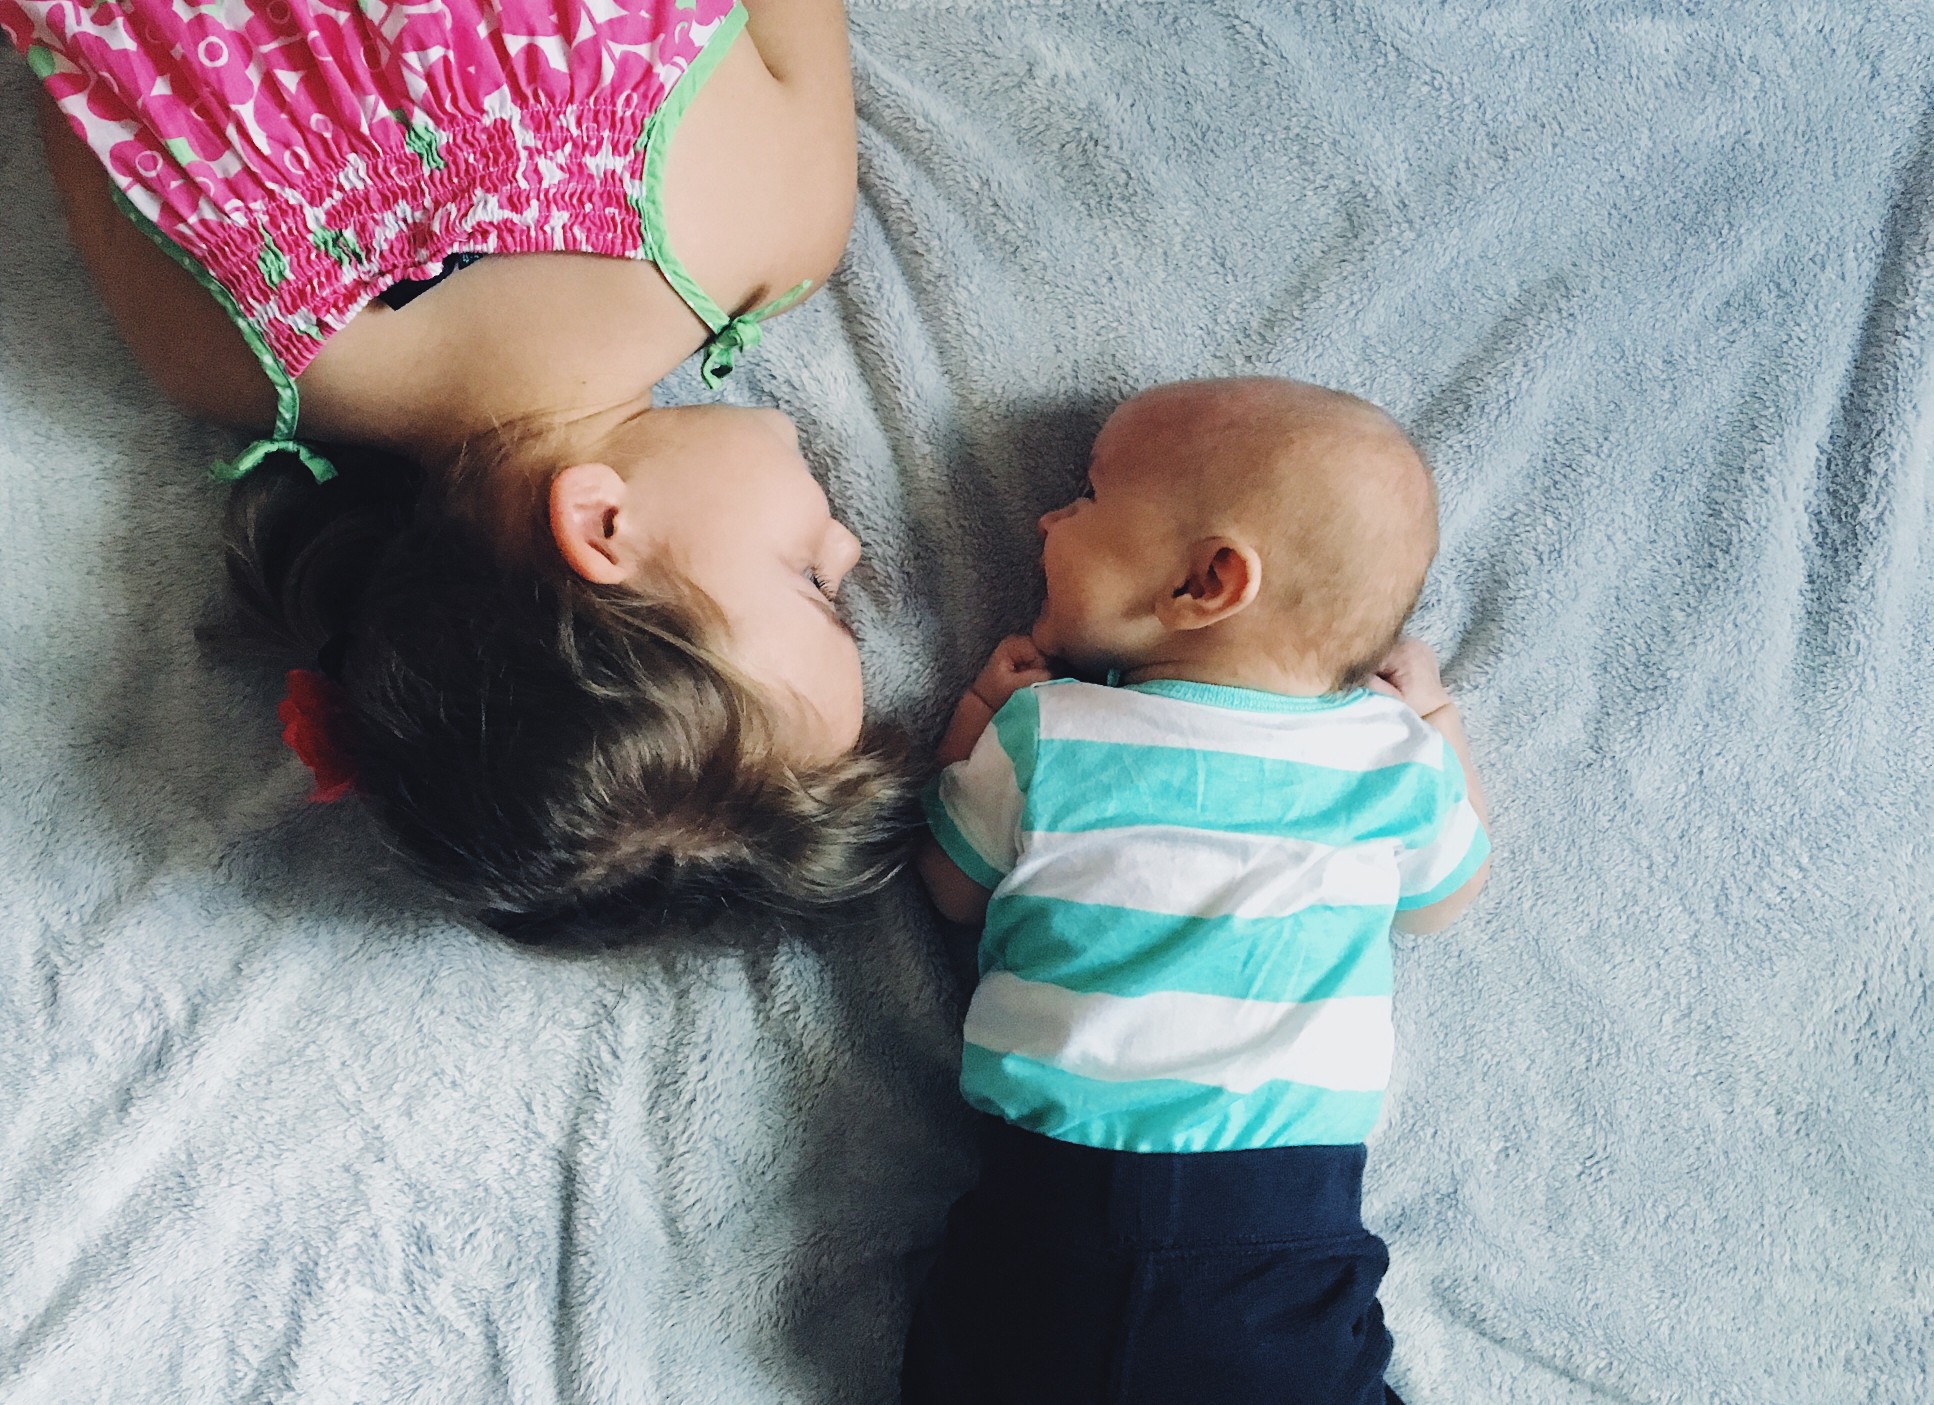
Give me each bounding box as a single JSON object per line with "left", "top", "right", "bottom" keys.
{"left": 960, "top": 1044, "right": 1380, "bottom": 1151}
{"left": 1396, "top": 822, "right": 1491, "bottom": 910}
{"left": 1026, "top": 738, "right": 1449, "bottom": 846}
{"left": 1125, "top": 679, "right": 1369, "bottom": 714}
{"left": 990, "top": 687, "right": 1041, "bottom": 791}
{"left": 922, "top": 782, "right": 1004, "bottom": 890}
{"left": 983, "top": 894, "right": 1392, "bottom": 1001}
{"left": 1440, "top": 734, "right": 1467, "bottom": 794}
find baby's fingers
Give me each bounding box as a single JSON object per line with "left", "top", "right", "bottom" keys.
{"left": 1392, "top": 637, "right": 1444, "bottom": 676}
{"left": 992, "top": 634, "right": 1047, "bottom": 673}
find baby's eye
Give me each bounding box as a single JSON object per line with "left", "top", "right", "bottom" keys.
{"left": 1078, "top": 475, "right": 1095, "bottom": 501}
{"left": 806, "top": 567, "right": 838, "bottom": 602}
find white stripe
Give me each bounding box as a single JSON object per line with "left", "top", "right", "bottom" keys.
{"left": 1399, "top": 797, "right": 1481, "bottom": 897}
{"left": 1007, "top": 825, "right": 1398, "bottom": 920}
{"left": 1036, "top": 683, "right": 1443, "bottom": 774}
{"left": 937, "top": 725, "right": 1024, "bottom": 876}
{"left": 964, "top": 972, "right": 1393, "bottom": 1094}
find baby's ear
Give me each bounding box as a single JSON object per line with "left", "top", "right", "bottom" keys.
{"left": 1156, "top": 537, "right": 1262, "bottom": 631}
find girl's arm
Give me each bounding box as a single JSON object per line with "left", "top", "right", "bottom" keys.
{"left": 740, "top": 0, "right": 854, "bottom": 93}
{"left": 33, "top": 91, "right": 277, "bottom": 429}
{"left": 663, "top": 0, "right": 856, "bottom": 316}
{"left": 737, "top": 0, "right": 856, "bottom": 284}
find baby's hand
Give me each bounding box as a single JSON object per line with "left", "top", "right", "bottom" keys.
{"left": 971, "top": 634, "right": 1056, "bottom": 715}
{"left": 936, "top": 635, "right": 1055, "bottom": 768}
{"left": 1369, "top": 637, "right": 1453, "bottom": 716}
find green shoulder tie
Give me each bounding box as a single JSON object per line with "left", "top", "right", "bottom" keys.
{"left": 212, "top": 436, "right": 337, "bottom": 484}
{"left": 698, "top": 279, "right": 813, "bottom": 388}
{"left": 637, "top": 4, "right": 816, "bottom": 388}
{"left": 102, "top": 187, "right": 335, "bottom": 484}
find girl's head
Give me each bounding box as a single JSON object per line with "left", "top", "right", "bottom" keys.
{"left": 543, "top": 404, "right": 866, "bottom": 761}
{"left": 228, "top": 405, "right": 910, "bottom": 941}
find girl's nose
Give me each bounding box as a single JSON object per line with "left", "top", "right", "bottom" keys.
{"left": 1037, "top": 503, "right": 1077, "bottom": 539}
{"left": 825, "top": 519, "right": 862, "bottom": 583}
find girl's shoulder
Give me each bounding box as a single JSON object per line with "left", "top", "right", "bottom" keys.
{"left": 660, "top": 2, "right": 859, "bottom": 316}
{"left": 33, "top": 90, "right": 279, "bottom": 428}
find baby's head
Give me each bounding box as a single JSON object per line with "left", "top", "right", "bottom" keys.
{"left": 226, "top": 404, "right": 909, "bottom": 939}
{"left": 1032, "top": 378, "right": 1437, "bottom": 693}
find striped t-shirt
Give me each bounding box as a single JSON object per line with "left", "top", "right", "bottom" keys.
{"left": 924, "top": 677, "right": 1489, "bottom": 1153}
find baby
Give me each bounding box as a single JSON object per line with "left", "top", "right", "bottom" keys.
{"left": 901, "top": 378, "right": 1491, "bottom": 1404}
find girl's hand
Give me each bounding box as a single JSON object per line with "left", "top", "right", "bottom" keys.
{"left": 970, "top": 634, "right": 1056, "bottom": 716}
{"left": 1369, "top": 637, "right": 1453, "bottom": 717}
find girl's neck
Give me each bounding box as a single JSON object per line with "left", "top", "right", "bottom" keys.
{"left": 407, "top": 390, "right": 658, "bottom": 483}
{"left": 292, "top": 250, "right": 698, "bottom": 460}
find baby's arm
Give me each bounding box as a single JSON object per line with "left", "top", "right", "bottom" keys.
{"left": 1372, "top": 639, "right": 1493, "bottom": 935}
{"left": 935, "top": 635, "right": 1054, "bottom": 767}
{"left": 919, "top": 635, "right": 1054, "bottom": 926}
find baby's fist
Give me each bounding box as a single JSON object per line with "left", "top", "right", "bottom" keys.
{"left": 971, "top": 634, "right": 1055, "bottom": 714}
{"left": 1369, "top": 637, "right": 1453, "bottom": 716}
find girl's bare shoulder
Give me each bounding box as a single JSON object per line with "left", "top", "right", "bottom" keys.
{"left": 661, "top": 1, "right": 859, "bottom": 312}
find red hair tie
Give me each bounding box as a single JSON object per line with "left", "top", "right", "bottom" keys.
{"left": 278, "top": 668, "right": 356, "bottom": 803}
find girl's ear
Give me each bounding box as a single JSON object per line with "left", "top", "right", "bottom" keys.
{"left": 1155, "top": 537, "right": 1262, "bottom": 631}
{"left": 549, "top": 462, "right": 633, "bottom": 585}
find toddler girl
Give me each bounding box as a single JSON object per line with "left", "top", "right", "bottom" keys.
{"left": 5, "top": 0, "right": 907, "bottom": 935}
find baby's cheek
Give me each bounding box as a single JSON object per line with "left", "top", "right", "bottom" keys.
{"left": 1041, "top": 538, "right": 1087, "bottom": 608}
{"left": 1037, "top": 571, "right": 1080, "bottom": 632}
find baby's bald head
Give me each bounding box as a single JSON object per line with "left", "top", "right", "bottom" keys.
{"left": 1039, "top": 377, "right": 1436, "bottom": 690}
{"left": 1150, "top": 378, "right": 1435, "bottom": 685}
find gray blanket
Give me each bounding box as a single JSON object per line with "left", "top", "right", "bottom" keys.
{"left": 2, "top": 3, "right": 1929, "bottom": 1401}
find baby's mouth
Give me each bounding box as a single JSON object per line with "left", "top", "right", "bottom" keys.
{"left": 1027, "top": 614, "right": 1055, "bottom": 657}
{"left": 1028, "top": 618, "right": 1085, "bottom": 681}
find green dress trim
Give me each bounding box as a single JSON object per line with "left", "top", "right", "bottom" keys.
{"left": 638, "top": 1, "right": 813, "bottom": 388}
{"left": 106, "top": 187, "right": 333, "bottom": 483}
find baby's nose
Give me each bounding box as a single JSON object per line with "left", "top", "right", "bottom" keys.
{"left": 1037, "top": 503, "right": 1076, "bottom": 538}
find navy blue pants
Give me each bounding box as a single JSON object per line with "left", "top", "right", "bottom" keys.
{"left": 902, "top": 1120, "right": 1402, "bottom": 1405}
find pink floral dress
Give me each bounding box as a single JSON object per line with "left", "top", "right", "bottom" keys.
{"left": 4, "top": 0, "right": 791, "bottom": 476}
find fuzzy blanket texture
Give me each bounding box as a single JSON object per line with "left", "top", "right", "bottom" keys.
{"left": 2, "top": 2, "right": 1930, "bottom": 1402}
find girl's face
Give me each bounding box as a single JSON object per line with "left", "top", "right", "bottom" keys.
{"left": 552, "top": 405, "right": 865, "bottom": 760}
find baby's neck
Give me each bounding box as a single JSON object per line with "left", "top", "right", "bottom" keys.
{"left": 1118, "top": 654, "right": 1345, "bottom": 699}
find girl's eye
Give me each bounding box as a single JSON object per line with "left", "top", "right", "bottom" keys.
{"left": 1078, "top": 476, "right": 1095, "bottom": 501}
{"left": 807, "top": 567, "right": 838, "bottom": 602}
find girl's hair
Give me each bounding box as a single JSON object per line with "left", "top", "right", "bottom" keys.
{"left": 224, "top": 437, "right": 915, "bottom": 943}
